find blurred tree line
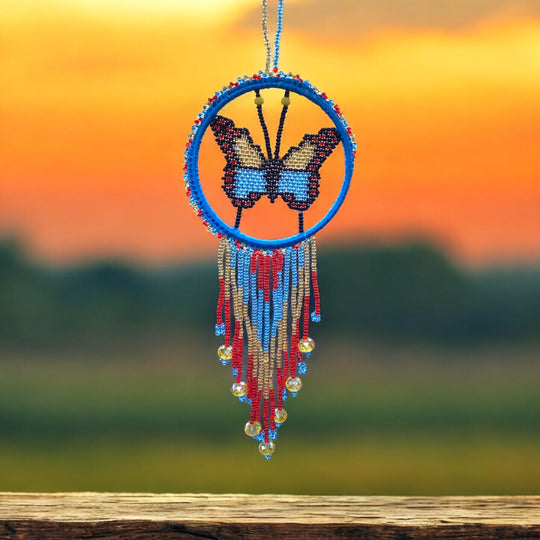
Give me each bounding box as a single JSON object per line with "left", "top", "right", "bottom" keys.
{"left": 1, "top": 238, "right": 539, "bottom": 350}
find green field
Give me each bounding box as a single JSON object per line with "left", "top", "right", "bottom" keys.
{"left": 0, "top": 340, "right": 539, "bottom": 494}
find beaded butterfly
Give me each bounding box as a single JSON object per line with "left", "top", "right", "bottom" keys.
{"left": 211, "top": 114, "right": 340, "bottom": 217}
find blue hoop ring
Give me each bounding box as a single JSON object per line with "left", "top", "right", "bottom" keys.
{"left": 184, "top": 73, "right": 355, "bottom": 250}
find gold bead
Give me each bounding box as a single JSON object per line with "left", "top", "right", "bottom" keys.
{"left": 244, "top": 421, "right": 262, "bottom": 437}
{"left": 218, "top": 344, "right": 233, "bottom": 360}
{"left": 274, "top": 408, "right": 287, "bottom": 424}
{"left": 286, "top": 376, "right": 302, "bottom": 393}
{"left": 298, "top": 337, "right": 315, "bottom": 353}
{"left": 281, "top": 96, "right": 291, "bottom": 106}
{"left": 254, "top": 95, "right": 264, "bottom": 105}
{"left": 231, "top": 381, "right": 247, "bottom": 397}
{"left": 258, "top": 440, "right": 276, "bottom": 458}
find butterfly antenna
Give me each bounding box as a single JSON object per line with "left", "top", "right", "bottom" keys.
{"left": 254, "top": 90, "right": 273, "bottom": 159}
{"left": 274, "top": 90, "right": 290, "bottom": 159}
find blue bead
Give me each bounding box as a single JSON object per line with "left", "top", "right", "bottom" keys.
{"left": 303, "top": 351, "right": 311, "bottom": 359}
{"left": 298, "top": 361, "right": 307, "bottom": 374}
{"left": 264, "top": 455, "right": 272, "bottom": 460}
{"left": 232, "top": 368, "right": 239, "bottom": 377}
{"left": 282, "top": 389, "right": 288, "bottom": 401}
{"left": 239, "top": 395, "right": 251, "bottom": 404}
{"left": 220, "top": 359, "right": 229, "bottom": 366}
{"left": 254, "top": 432, "right": 264, "bottom": 442}
{"left": 269, "top": 429, "right": 278, "bottom": 440}
{"left": 310, "top": 311, "right": 321, "bottom": 323}
{"left": 290, "top": 391, "right": 297, "bottom": 398}
{"left": 215, "top": 323, "right": 225, "bottom": 336}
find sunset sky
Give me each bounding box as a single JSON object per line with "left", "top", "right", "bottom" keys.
{"left": 1, "top": 0, "right": 539, "bottom": 266}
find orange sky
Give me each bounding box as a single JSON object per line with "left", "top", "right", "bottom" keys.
{"left": 1, "top": 0, "right": 539, "bottom": 266}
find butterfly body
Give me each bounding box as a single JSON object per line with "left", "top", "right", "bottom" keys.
{"left": 264, "top": 158, "right": 283, "bottom": 203}
{"left": 211, "top": 114, "right": 340, "bottom": 213}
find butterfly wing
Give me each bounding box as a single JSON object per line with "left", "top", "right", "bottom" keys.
{"left": 278, "top": 128, "right": 341, "bottom": 211}
{"left": 210, "top": 115, "right": 267, "bottom": 209}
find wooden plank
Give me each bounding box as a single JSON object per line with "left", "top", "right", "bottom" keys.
{"left": 0, "top": 493, "right": 539, "bottom": 539}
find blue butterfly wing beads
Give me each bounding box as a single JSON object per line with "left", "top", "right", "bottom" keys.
{"left": 210, "top": 115, "right": 268, "bottom": 209}
{"left": 279, "top": 127, "right": 341, "bottom": 211}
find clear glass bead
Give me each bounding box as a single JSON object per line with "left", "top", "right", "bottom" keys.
{"left": 258, "top": 440, "right": 275, "bottom": 458}
{"left": 218, "top": 345, "right": 233, "bottom": 360}
{"left": 286, "top": 376, "right": 302, "bottom": 393}
{"left": 231, "top": 381, "right": 247, "bottom": 397}
{"left": 298, "top": 337, "right": 315, "bottom": 353}
{"left": 274, "top": 408, "right": 287, "bottom": 424}
{"left": 244, "top": 421, "right": 262, "bottom": 437}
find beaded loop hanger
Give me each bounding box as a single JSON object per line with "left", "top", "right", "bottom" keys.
{"left": 182, "top": 0, "right": 356, "bottom": 459}
{"left": 262, "top": 0, "right": 284, "bottom": 73}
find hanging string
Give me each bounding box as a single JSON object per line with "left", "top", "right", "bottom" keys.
{"left": 273, "top": 0, "right": 284, "bottom": 70}
{"left": 262, "top": 0, "right": 284, "bottom": 73}
{"left": 261, "top": 0, "right": 272, "bottom": 73}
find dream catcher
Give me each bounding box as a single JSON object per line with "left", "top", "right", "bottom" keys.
{"left": 183, "top": 0, "right": 355, "bottom": 459}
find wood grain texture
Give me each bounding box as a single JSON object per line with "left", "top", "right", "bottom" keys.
{"left": 0, "top": 493, "right": 539, "bottom": 539}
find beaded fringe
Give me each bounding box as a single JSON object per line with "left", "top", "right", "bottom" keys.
{"left": 215, "top": 237, "right": 320, "bottom": 459}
